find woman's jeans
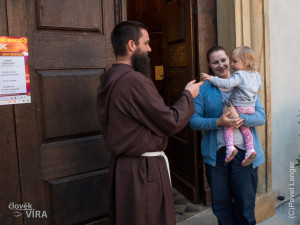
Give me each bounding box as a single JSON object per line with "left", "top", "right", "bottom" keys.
{"left": 205, "top": 147, "right": 258, "bottom": 225}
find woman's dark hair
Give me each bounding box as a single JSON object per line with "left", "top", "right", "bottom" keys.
{"left": 111, "top": 21, "right": 148, "bottom": 57}
{"left": 206, "top": 46, "right": 228, "bottom": 63}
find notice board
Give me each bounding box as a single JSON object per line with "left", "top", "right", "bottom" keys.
{"left": 0, "top": 36, "right": 30, "bottom": 105}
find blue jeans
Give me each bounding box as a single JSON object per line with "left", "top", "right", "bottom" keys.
{"left": 205, "top": 147, "right": 258, "bottom": 225}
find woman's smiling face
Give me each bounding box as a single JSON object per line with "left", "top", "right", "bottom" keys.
{"left": 208, "top": 50, "right": 230, "bottom": 79}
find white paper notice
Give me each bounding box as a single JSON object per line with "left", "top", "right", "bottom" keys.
{"left": 0, "top": 36, "right": 30, "bottom": 105}
{"left": 0, "top": 56, "right": 27, "bottom": 94}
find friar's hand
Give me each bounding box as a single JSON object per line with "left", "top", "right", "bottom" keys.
{"left": 185, "top": 80, "right": 204, "bottom": 98}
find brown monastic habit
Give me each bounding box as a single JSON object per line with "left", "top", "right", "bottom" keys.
{"left": 97, "top": 64, "right": 194, "bottom": 225}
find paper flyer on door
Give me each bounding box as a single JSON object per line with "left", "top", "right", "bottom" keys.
{"left": 0, "top": 36, "right": 30, "bottom": 105}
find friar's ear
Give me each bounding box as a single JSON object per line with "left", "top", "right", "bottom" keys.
{"left": 127, "top": 39, "right": 137, "bottom": 52}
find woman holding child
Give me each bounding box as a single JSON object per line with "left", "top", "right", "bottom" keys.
{"left": 189, "top": 46, "right": 266, "bottom": 225}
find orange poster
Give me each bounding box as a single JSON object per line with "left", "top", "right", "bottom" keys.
{"left": 0, "top": 36, "right": 30, "bottom": 105}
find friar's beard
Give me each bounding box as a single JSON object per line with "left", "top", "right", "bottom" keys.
{"left": 131, "top": 48, "right": 151, "bottom": 77}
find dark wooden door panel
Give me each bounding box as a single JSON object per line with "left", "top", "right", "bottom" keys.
{"left": 3, "top": 0, "right": 115, "bottom": 224}
{"left": 38, "top": 70, "right": 102, "bottom": 140}
{"left": 166, "top": 0, "right": 186, "bottom": 43}
{"left": 163, "top": 0, "right": 200, "bottom": 203}
{"left": 41, "top": 136, "right": 109, "bottom": 180}
{"left": 48, "top": 170, "right": 109, "bottom": 225}
{"left": 32, "top": 33, "right": 107, "bottom": 70}
{"left": 167, "top": 43, "right": 187, "bottom": 67}
{"left": 37, "top": 0, "right": 103, "bottom": 31}
{"left": 167, "top": 68, "right": 187, "bottom": 103}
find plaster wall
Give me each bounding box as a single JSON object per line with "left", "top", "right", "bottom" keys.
{"left": 269, "top": 0, "right": 300, "bottom": 205}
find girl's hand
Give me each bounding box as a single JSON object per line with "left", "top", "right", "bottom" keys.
{"left": 200, "top": 73, "right": 211, "bottom": 81}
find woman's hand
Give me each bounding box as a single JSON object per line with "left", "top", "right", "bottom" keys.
{"left": 223, "top": 100, "right": 239, "bottom": 119}
{"left": 217, "top": 111, "right": 243, "bottom": 128}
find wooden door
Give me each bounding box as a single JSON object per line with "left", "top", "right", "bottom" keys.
{"left": 162, "top": 0, "right": 199, "bottom": 203}
{"left": 0, "top": 1, "right": 23, "bottom": 224}
{"left": 162, "top": 0, "right": 217, "bottom": 204}
{"left": 1, "top": 1, "right": 116, "bottom": 224}
{"left": 127, "top": 0, "right": 216, "bottom": 204}
{"left": 127, "top": 0, "right": 165, "bottom": 95}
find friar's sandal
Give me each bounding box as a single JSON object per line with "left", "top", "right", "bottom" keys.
{"left": 241, "top": 149, "right": 257, "bottom": 166}
{"left": 225, "top": 146, "right": 238, "bottom": 163}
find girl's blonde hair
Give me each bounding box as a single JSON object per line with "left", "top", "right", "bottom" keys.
{"left": 232, "top": 46, "right": 256, "bottom": 72}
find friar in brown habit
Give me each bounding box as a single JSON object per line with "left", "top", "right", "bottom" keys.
{"left": 97, "top": 21, "right": 203, "bottom": 225}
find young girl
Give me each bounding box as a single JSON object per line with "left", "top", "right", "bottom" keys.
{"left": 201, "top": 46, "right": 262, "bottom": 166}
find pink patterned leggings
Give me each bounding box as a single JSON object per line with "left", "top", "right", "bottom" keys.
{"left": 224, "top": 106, "right": 255, "bottom": 150}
